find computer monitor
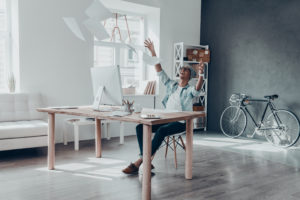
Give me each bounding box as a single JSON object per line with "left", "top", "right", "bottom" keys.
{"left": 90, "top": 66, "right": 123, "bottom": 110}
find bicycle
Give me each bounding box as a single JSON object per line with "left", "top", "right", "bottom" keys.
{"left": 220, "top": 93, "right": 300, "bottom": 148}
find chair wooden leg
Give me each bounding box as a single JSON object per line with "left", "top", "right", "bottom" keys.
{"left": 63, "top": 121, "right": 68, "bottom": 145}
{"left": 179, "top": 136, "right": 186, "bottom": 150}
{"left": 173, "top": 136, "right": 177, "bottom": 169}
{"left": 74, "top": 124, "right": 79, "bottom": 151}
{"left": 165, "top": 136, "right": 169, "bottom": 158}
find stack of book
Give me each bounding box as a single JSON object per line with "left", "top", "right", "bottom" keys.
{"left": 143, "top": 81, "right": 156, "bottom": 95}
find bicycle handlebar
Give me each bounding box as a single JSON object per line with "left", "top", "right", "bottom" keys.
{"left": 229, "top": 93, "right": 276, "bottom": 106}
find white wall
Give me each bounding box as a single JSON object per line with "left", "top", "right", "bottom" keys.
{"left": 17, "top": 0, "right": 201, "bottom": 143}
{"left": 18, "top": 0, "right": 95, "bottom": 142}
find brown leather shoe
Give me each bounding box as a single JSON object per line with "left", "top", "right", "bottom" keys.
{"left": 151, "top": 164, "right": 155, "bottom": 169}
{"left": 122, "top": 163, "right": 139, "bottom": 174}
{"left": 122, "top": 163, "right": 155, "bottom": 174}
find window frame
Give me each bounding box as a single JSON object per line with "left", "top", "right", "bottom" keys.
{"left": 93, "top": 10, "right": 147, "bottom": 86}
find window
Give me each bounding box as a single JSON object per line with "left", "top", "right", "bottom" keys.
{"left": 94, "top": 13, "right": 145, "bottom": 94}
{"left": 0, "top": 0, "right": 10, "bottom": 92}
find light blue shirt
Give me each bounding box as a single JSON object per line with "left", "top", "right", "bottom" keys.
{"left": 157, "top": 70, "right": 201, "bottom": 111}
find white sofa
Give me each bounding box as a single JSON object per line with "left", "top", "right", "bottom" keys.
{"left": 0, "top": 93, "right": 48, "bottom": 151}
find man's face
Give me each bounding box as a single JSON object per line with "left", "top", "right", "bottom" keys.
{"left": 179, "top": 67, "right": 191, "bottom": 80}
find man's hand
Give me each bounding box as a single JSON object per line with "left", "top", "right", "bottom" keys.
{"left": 197, "top": 60, "right": 205, "bottom": 75}
{"left": 144, "top": 39, "right": 156, "bottom": 56}
{"left": 195, "top": 60, "right": 204, "bottom": 91}
{"left": 144, "top": 38, "right": 162, "bottom": 72}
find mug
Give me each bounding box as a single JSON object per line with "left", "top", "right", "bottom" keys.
{"left": 123, "top": 104, "right": 134, "bottom": 113}
{"left": 134, "top": 104, "right": 142, "bottom": 113}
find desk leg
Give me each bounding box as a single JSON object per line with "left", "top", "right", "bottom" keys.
{"left": 48, "top": 113, "right": 55, "bottom": 170}
{"left": 142, "top": 124, "right": 152, "bottom": 200}
{"left": 185, "top": 119, "right": 193, "bottom": 179}
{"left": 95, "top": 119, "right": 102, "bottom": 158}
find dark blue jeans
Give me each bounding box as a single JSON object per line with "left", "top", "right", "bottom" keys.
{"left": 136, "top": 122, "right": 186, "bottom": 156}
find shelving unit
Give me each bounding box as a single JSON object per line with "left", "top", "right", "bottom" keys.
{"left": 173, "top": 42, "right": 209, "bottom": 130}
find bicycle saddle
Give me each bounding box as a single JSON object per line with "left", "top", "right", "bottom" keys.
{"left": 264, "top": 94, "right": 279, "bottom": 99}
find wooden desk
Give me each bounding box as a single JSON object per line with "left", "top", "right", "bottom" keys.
{"left": 37, "top": 106, "right": 205, "bottom": 200}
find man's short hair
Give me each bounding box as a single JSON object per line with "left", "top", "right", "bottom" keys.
{"left": 180, "top": 66, "right": 196, "bottom": 80}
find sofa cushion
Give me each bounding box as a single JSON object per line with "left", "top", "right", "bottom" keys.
{"left": 0, "top": 120, "right": 48, "bottom": 139}
{"left": 0, "top": 93, "right": 45, "bottom": 122}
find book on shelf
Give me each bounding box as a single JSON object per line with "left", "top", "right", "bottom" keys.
{"left": 144, "top": 81, "right": 156, "bottom": 95}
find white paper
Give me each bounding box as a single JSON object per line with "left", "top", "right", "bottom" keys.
{"left": 109, "top": 111, "right": 130, "bottom": 117}
{"left": 121, "top": 42, "right": 137, "bottom": 54}
{"left": 48, "top": 106, "right": 78, "bottom": 109}
{"left": 132, "top": 44, "right": 145, "bottom": 52}
{"left": 124, "top": 43, "right": 145, "bottom": 53}
{"left": 141, "top": 108, "right": 179, "bottom": 114}
{"left": 142, "top": 53, "right": 162, "bottom": 65}
{"left": 63, "top": 17, "right": 86, "bottom": 41}
{"left": 85, "top": 0, "right": 112, "bottom": 20}
{"left": 83, "top": 18, "right": 110, "bottom": 41}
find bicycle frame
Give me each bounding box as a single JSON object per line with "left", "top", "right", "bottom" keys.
{"left": 241, "top": 98, "right": 282, "bottom": 132}
{"left": 221, "top": 95, "right": 300, "bottom": 147}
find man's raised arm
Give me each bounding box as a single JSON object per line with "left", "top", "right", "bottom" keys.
{"left": 195, "top": 61, "right": 205, "bottom": 91}
{"left": 144, "top": 39, "right": 162, "bottom": 72}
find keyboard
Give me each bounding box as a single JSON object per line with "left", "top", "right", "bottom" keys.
{"left": 50, "top": 106, "right": 78, "bottom": 109}
{"left": 109, "top": 111, "right": 131, "bottom": 117}
{"left": 141, "top": 108, "right": 179, "bottom": 113}
{"left": 92, "top": 105, "right": 123, "bottom": 112}
{"left": 140, "top": 114, "right": 161, "bottom": 119}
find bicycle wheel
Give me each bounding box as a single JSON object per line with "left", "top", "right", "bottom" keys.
{"left": 265, "top": 109, "right": 300, "bottom": 148}
{"left": 220, "top": 106, "right": 247, "bottom": 138}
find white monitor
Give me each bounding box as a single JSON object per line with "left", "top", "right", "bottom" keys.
{"left": 90, "top": 66, "right": 123, "bottom": 110}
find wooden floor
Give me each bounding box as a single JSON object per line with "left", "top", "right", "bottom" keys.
{"left": 1, "top": 132, "right": 300, "bottom": 200}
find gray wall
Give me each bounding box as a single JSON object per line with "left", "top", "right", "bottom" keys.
{"left": 201, "top": 0, "right": 300, "bottom": 135}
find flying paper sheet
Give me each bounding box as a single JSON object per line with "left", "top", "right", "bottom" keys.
{"left": 131, "top": 44, "right": 145, "bottom": 52}
{"left": 85, "top": 0, "right": 112, "bottom": 20}
{"left": 122, "top": 42, "right": 136, "bottom": 54}
{"left": 83, "top": 18, "right": 110, "bottom": 41}
{"left": 63, "top": 17, "right": 86, "bottom": 41}
{"left": 122, "top": 42, "right": 145, "bottom": 54}
{"left": 127, "top": 44, "right": 137, "bottom": 54}
{"left": 128, "top": 43, "right": 144, "bottom": 52}
{"left": 143, "top": 52, "right": 162, "bottom": 65}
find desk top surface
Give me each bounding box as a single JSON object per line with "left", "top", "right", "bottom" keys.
{"left": 37, "top": 106, "right": 205, "bottom": 125}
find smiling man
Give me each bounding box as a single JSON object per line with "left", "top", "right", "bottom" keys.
{"left": 122, "top": 39, "right": 204, "bottom": 174}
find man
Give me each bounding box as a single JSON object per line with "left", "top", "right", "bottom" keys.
{"left": 122, "top": 39, "right": 204, "bottom": 174}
